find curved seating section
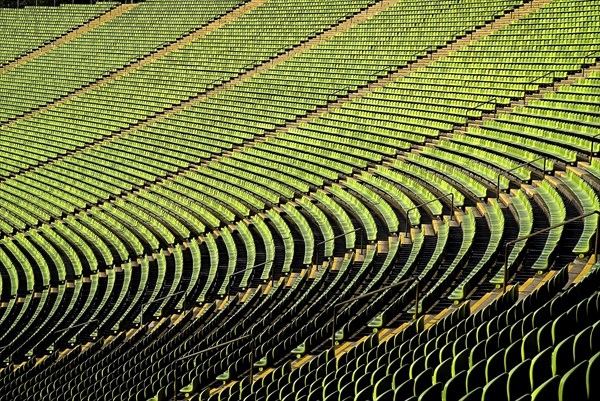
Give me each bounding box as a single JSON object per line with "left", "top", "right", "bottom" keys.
{"left": 0, "top": 0, "right": 248, "bottom": 122}
{"left": 0, "top": 0, "right": 556, "bottom": 316}
{"left": 0, "top": 0, "right": 596, "bottom": 342}
{"left": 0, "top": 0, "right": 600, "bottom": 400}
{"left": 0, "top": 2, "right": 118, "bottom": 65}
{"left": 556, "top": 170, "right": 600, "bottom": 254}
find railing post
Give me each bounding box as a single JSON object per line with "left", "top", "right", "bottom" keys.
{"left": 414, "top": 280, "right": 420, "bottom": 320}
{"left": 404, "top": 193, "right": 456, "bottom": 238}
{"left": 496, "top": 156, "right": 546, "bottom": 199}
{"left": 140, "top": 290, "right": 186, "bottom": 328}
{"left": 315, "top": 228, "right": 362, "bottom": 270}
{"left": 174, "top": 335, "right": 252, "bottom": 397}
{"left": 503, "top": 241, "right": 509, "bottom": 293}
{"left": 330, "top": 277, "right": 420, "bottom": 350}
{"left": 249, "top": 338, "right": 255, "bottom": 383}
{"left": 502, "top": 211, "right": 600, "bottom": 293}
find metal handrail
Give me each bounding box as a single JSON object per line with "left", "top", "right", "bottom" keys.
{"left": 52, "top": 319, "right": 100, "bottom": 352}
{"left": 230, "top": 259, "right": 275, "bottom": 290}
{"left": 448, "top": 29, "right": 466, "bottom": 49}
{"left": 409, "top": 45, "right": 434, "bottom": 69}
{"left": 465, "top": 97, "right": 497, "bottom": 116}
{"left": 140, "top": 290, "right": 186, "bottom": 327}
{"left": 174, "top": 335, "right": 254, "bottom": 396}
{"left": 331, "top": 277, "right": 420, "bottom": 348}
{"left": 404, "top": 193, "right": 456, "bottom": 237}
{"left": 590, "top": 133, "right": 600, "bottom": 163}
{"left": 331, "top": 84, "right": 354, "bottom": 97}
{"left": 496, "top": 156, "right": 547, "bottom": 198}
{"left": 583, "top": 49, "right": 600, "bottom": 63}
{"left": 371, "top": 65, "right": 396, "bottom": 79}
{"left": 315, "top": 228, "right": 362, "bottom": 269}
{"left": 525, "top": 71, "right": 554, "bottom": 89}
{"left": 501, "top": 211, "right": 600, "bottom": 293}
{"left": 229, "top": 259, "right": 274, "bottom": 277}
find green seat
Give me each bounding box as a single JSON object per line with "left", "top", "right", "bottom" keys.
{"left": 410, "top": 356, "right": 427, "bottom": 379}
{"left": 504, "top": 340, "right": 523, "bottom": 372}
{"left": 355, "top": 374, "right": 371, "bottom": 395}
{"left": 486, "top": 349, "right": 506, "bottom": 383}
{"left": 376, "top": 389, "right": 394, "bottom": 401}
{"left": 418, "top": 382, "right": 443, "bottom": 401}
{"left": 470, "top": 341, "right": 486, "bottom": 367}
{"left": 442, "top": 370, "right": 467, "bottom": 401}
{"left": 552, "top": 311, "right": 575, "bottom": 345}
{"left": 588, "top": 351, "right": 600, "bottom": 401}
{"left": 484, "top": 333, "right": 500, "bottom": 358}
{"left": 521, "top": 329, "right": 539, "bottom": 361}
{"left": 466, "top": 359, "right": 486, "bottom": 393}
{"left": 354, "top": 384, "right": 374, "bottom": 401}
{"left": 394, "top": 379, "right": 414, "bottom": 401}
{"left": 457, "top": 387, "right": 482, "bottom": 401}
{"left": 338, "top": 380, "right": 353, "bottom": 401}
{"left": 374, "top": 374, "right": 392, "bottom": 398}
{"left": 530, "top": 347, "right": 553, "bottom": 390}
{"left": 452, "top": 348, "right": 470, "bottom": 375}
{"left": 482, "top": 372, "right": 508, "bottom": 401}
{"left": 537, "top": 321, "right": 553, "bottom": 351}
{"left": 413, "top": 368, "right": 433, "bottom": 396}
{"left": 509, "top": 320, "right": 524, "bottom": 343}
{"left": 425, "top": 349, "right": 441, "bottom": 371}
{"left": 531, "top": 375, "right": 560, "bottom": 401}
{"left": 591, "top": 321, "right": 600, "bottom": 354}
{"left": 558, "top": 361, "right": 588, "bottom": 401}
{"left": 372, "top": 365, "right": 388, "bottom": 385}
{"left": 508, "top": 359, "right": 532, "bottom": 401}
{"left": 391, "top": 364, "right": 410, "bottom": 388}
{"left": 552, "top": 335, "right": 575, "bottom": 375}
{"left": 433, "top": 358, "right": 452, "bottom": 385}
{"left": 573, "top": 326, "right": 593, "bottom": 364}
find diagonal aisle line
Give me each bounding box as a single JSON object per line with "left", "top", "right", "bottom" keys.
{"left": 0, "top": 0, "right": 267, "bottom": 129}
{"left": 0, "top": 0, "right": 400, "bottom": 183}
{"left": 0, "top": 3, "right": 138, "bottom": 75}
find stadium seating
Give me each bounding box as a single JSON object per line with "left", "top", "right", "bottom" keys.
{"left": 0, "top": 0, "right": 598, "bottom": 400}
